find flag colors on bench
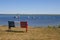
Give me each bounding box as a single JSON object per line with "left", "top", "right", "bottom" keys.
{"left": 20, "top": 21, "right": 28, "bottom": 28}
{"left": 8, "top": 21, "right": 15, "bottom": 28}
{"left": 20, "top": 21, "right": 28, "bottom": 32}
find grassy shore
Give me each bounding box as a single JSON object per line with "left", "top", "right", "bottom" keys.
{"left": 0, "top": 26, "right": 60, "bottom": 40}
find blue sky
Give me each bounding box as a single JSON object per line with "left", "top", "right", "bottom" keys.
{"left": 0, "top": 0, "right": 60, "bottom": 14}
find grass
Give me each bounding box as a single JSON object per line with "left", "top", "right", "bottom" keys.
{"left": 0, "top": 26, "right": 60, "bottom": 40}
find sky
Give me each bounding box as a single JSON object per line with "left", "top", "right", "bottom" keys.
{"left": 0, "top": 0, "right": 60, "bottom": 14}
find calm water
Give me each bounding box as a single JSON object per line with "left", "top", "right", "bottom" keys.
{"left": 0, "top": 14, "right": 60, "bottom": 27}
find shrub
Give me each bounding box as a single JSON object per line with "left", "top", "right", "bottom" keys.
{"left": 58, "top": 25, "right": 60, "bottom": 28}
{"left": 48, "top": 25, "right": 56, "bottom": 28}
{"left": 48, "top": 25, "right": 52, "bottom": 28}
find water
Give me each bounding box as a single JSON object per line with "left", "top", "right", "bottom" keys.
{"left": 0, "top": 14, "right": 60, "bottom": 27}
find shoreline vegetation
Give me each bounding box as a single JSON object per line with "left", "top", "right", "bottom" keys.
{"left": 0, "top": 25, "right": 60, "bottom": 28}
{"left": 0, "top": 25, "right": 60, "bottom": 40}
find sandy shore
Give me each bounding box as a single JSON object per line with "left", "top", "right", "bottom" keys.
{"left": 0, "top": 26, "right": 60, "bottom": 40}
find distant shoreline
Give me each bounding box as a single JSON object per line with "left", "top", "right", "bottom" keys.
{"left": 0, "top": 14, "right": 60, "bottom": 15}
